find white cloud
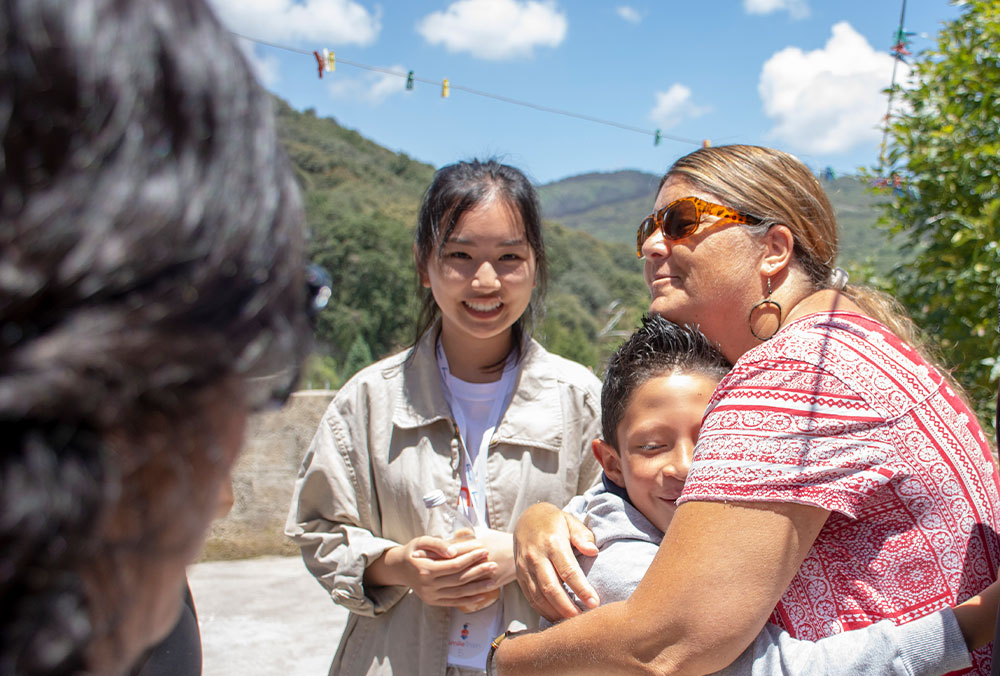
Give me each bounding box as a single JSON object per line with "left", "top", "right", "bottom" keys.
{"left": 326, "top": 65, "right": 408, "bottom": 105}
{"left": 744, "top": 0, "right": 809, "bottom": 20}
{"left": 649, "top": 84, "right": 711, "bottom": 129}
{"left": 207, "top": 0, "right": 381, "bottom": 46}
{"left": 616, "top": 6, "right": 641, "bottom": 24}
{"left": 416, "top": 0, "right": 567, "bottom": 61}
{"left": 758, "top": 21, "right": 908, "bottom": 155}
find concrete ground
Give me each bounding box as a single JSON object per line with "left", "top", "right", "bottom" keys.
{"left": 188, "top": 556, "right": 348, "bottom": 676}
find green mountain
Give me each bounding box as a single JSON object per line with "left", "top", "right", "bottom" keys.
{"left": 536, "top": 170, "right": 900, "bottom": 275}
{"left": 821, "top": 176, "right": 897, "bottom": 275}
{"left": 274, "top": 100, "right": 433, "bottom": 387}
{"left": 537, "top": 170, "right": 660, "bottom": 244}
{"left": 275, "top": 97, "right": 898, "bottom": 387}
{"left": 274, "top": 99, "right": 646, "bottom": 385}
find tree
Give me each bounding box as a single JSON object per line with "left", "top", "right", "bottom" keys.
{"left": 342, "top": 334, "right": 375, "bottom": 382}
{"left": 300, "top": 353, "right": 341, "bottom": 391}
{"left": 879, "top": 0, "right": 999, "bottom": 433}
{"left": 308, "top": 209, "right": 419, "bottom": 362}
{"left": 540, "top": 293, "right": 601, "bottom": 369}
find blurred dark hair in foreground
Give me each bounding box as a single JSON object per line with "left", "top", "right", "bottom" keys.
{"left": 0, "top": 0, "right": 311, "bottom": 673}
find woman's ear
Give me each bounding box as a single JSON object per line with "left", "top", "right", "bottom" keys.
{"left": 592, "top": 438, "right": 625, "bottom": 487}
{"left": 414, "top": 243, "right": 430, "bottom": 288}
{"left": 760, "top": 224, "right": 795, "bottom": 278}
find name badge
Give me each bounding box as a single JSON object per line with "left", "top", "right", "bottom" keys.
{"left": 446, "top": 601, "right": 503, "bottom": 669}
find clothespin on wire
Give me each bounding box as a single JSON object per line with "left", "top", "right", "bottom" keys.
{"left": 870, "top": 174, "right": 905, "bottom": 197}
{"left": 312, "top": 51, "right": 324, "bottom": 78}
{"left": 406, "top": 71, "right": 415, "bottom": 90}
{"left": 441, "top": 79, "right": 450, "bottom": 98}
{"left": 654, "top": 129, "right": 661, "bottom": 146}
{"left": 890, "top": 27, "right": 915, "bottom": 62}
{"left": 323, "top": 48, "right": 336, "bottom": 73}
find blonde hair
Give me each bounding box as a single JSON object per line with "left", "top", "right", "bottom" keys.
{"left": 663, "top": 145, "right": 965, "bottom": 402}
{"left": 664, "top": 144, "right": 837, "bottom": 287}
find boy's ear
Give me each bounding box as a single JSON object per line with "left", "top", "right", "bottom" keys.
{"left": 592, "top": 438, "right": 625, "bottom": 487}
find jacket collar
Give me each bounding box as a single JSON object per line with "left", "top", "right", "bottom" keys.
{"left": 391, "top": 327, "right": 565, "bottom": 453}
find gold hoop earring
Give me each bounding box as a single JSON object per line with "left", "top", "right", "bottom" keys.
{"left": 748, "top": 276, "right": 783, "bottom": 341}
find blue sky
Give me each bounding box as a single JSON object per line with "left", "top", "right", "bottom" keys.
{"left": 208, "top": 0, "right": 961, "bottom": 184}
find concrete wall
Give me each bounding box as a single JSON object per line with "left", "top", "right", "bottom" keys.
{"left": 200, "top": 390, "right": 334, "bottom": 561}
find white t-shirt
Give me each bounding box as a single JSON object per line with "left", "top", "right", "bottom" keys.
{"left": 444, "top": 372, "right": 503, "bottom": 525}
{"left": 437, "top": 345, "right": 517, "bottom": 670}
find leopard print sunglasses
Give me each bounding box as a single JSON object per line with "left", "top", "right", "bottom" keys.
{"left": 636, "top": 196, "right": 762, "bottom": 257}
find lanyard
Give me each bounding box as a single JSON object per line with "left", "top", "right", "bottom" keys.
{"left": 436, "top": 339, "right": 517, "bottom": 527}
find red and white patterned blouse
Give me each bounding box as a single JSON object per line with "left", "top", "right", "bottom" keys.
{"left": 678, "top": 312, "right": 1000, "bottom": 675}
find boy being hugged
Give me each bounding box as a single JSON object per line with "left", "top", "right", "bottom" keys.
{"left": 547, "top": 314, "right": 996, "bottom": 676}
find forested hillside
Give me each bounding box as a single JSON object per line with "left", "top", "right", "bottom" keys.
{"left": 821, "top": 176, "right": 897, "bottom": 275}
{"left": 275, "top": 99, "right": 647, "bottom": 387}
{"left": 276, "top": 98, "right": 899, "bottom": 389}
{"left": 537, "top": 170, "right": 659, "bottom": 243}
{"left": 537, "top": 169, "right": 899, "bottom": 274}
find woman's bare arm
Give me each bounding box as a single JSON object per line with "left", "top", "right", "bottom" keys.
{"left": 497, "top": 499, "right": 829, "bottom": 676}
{"left": 954, "top": 577, "right": 1000, "bottom": 650}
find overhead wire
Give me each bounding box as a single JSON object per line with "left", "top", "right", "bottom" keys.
{"left": 230, "top": 32, "right": 704, "bottom": 147}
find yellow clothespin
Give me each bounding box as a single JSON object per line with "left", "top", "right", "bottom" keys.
{"left": 323, "top": 48, "right": 335, "bottom": 73}
{"left": 441, "top": 78, "right": 450, "bottom": 98}
{"left": 702, "top": 139, "right": 711, "bottom": 148}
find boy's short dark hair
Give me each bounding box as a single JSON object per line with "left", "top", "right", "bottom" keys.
{"left": 601, "top": 314, "right": 730, "bottom": 451}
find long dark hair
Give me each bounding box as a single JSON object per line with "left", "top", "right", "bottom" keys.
{"left": 0, "top": 0, "right": 309, "bottom": 673}
{"left": 412, "top": 159, "right": 547, "bottom": 364}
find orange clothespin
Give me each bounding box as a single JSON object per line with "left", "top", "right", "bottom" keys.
{"left": 323, "top": 48, "right": 335, "bottom": 73}
{"left": 312, "top": 51, "right": 324, "bottom": 78}
{"left": 441, "top": 78, "right": 450, "bottom": 98}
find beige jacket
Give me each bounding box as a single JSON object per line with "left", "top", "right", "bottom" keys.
{"left": 285, "top": 330, "right": 602, "bottom": 676}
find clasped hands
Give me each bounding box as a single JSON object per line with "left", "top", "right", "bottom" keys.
{"left": 367, "top": 505, "right": 598, "bottom": 620}
{"left": 377, "top": 527, "right": 515, "bottom": 611}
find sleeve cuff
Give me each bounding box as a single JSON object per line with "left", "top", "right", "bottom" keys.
{"left": 893, "top": 609, "right": 971, "bottom": 676}
{"left": 318, "top": 533, "right": 408, "bottom": 616}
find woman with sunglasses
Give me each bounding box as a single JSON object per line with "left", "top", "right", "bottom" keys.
{"left": 286, "top": 159, "right": 603, "bottom": 676}
{"left": 1, "top": 0, "right": 315, "bottom": 674}
{"left": 492, "top": 144, "right": 1000, "bottom": 676}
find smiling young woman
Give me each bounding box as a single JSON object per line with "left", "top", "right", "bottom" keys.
{"left": 421, "top": 198, "right": 537, "bottom": 382}
{"left": 286, "top": 159, "right": 604, "bottom": 676}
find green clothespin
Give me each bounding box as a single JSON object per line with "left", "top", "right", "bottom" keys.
{"left": 406, "top": 71, "right": 414, "bottom": 90}
{"left": 654, "top": 129, "right": 662, "bottom": 146}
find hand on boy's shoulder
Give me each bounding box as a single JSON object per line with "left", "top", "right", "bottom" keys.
{"left": 566, "top": 487, "right": 663, "bottom": 609}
